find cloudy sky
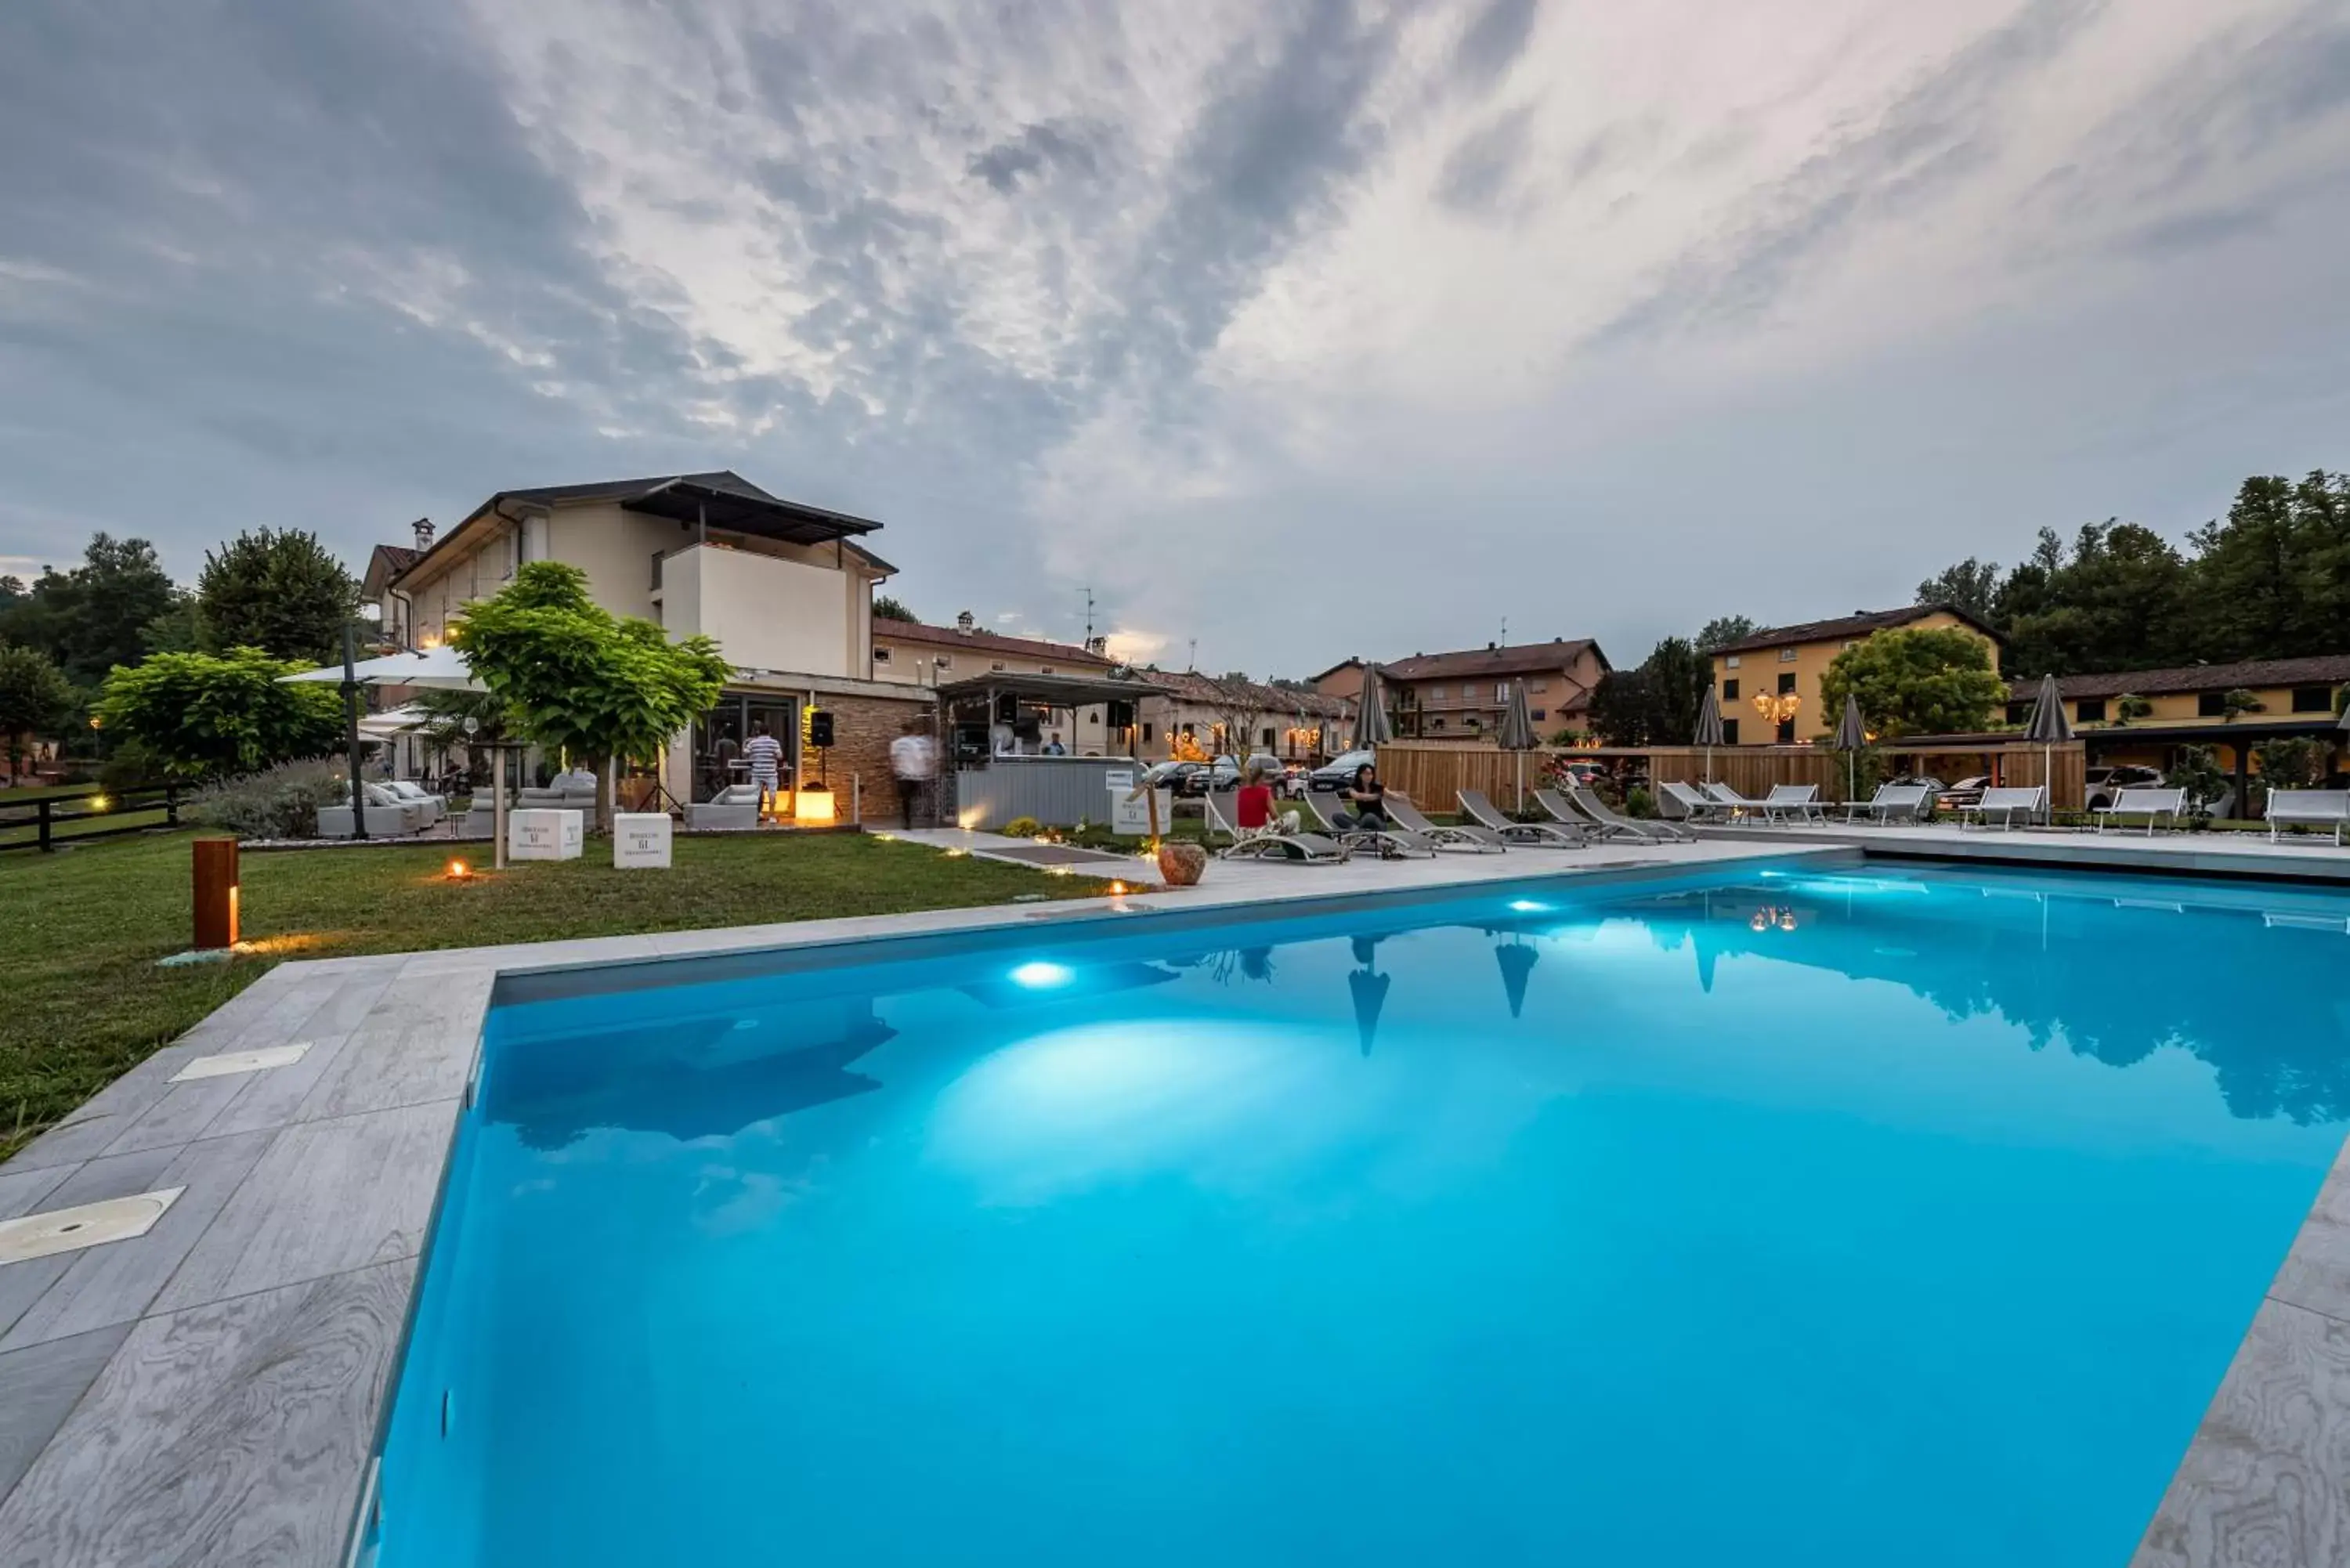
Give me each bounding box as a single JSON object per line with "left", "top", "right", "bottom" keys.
{"left": 4, "top": 0, "right": 2347, "bottom": 674}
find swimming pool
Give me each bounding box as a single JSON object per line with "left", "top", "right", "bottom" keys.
{"left": 371, "top": 858, "right": 2350, "bottom": 1566}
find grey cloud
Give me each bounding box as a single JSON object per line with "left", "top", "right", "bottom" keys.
{"left": 2117, "top": 204, "right": 2272, "bottom": 258}
{"left": 1592, "top": 0, "right": 2104, "bottom": 347}
{"left": 967, "top": 121, "right": 1107, "bottom": 193}
{"left": 1453, "top": 0, "right": 1541, "bottom": 89}
{"left": 1435, "top": 104, "right": 1537, "bottom": 214}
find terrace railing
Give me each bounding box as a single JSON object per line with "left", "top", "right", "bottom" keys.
{"left": 0, "top": 782, "right": 180, "bottom": 852}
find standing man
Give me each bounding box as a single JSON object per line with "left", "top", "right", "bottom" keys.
{"left": 890, "top": 719, "right": 938, "bottom": 829}
{"left": 744, "top": 721, "right": 785, "bottom": 822}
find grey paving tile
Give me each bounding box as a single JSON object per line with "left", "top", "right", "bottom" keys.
{"left": 154, "top": 1100, "right": 457, "bottom": 1312}
{"left": 199, "top": 1032, "right": 356, "bottom": 1140}
{"left": 297, "top": 971, "right": 492, "bottom": 1121}
{"left": 0, "top": 1148, "right": 184, "bottom": 1341}
{"left": 2269, "top": 1157, "right": 2350, "bottom": 1326}
{"left": 0, "top": 1259, "right": 414, "bottom": 1568}
{"left": 0, "top": 1166, "right": 70, "bottom": 1223}
{"left": 1, "top": 1132, "right": 275, "bottom": 1353}
{"left": 3, "top": 1112, "right": 134, "bottom": 1175}
{"left": 96, "top": 1075, "right": 255, "bottom": 1158}
{"left": 0, "top": 1322, "right": 133, "bottom": 1505}
{"left": 2133, "top": 1299, "right": 2350, "bottom": 1568}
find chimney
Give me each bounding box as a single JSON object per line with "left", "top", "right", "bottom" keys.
{"left": 412, "top": 518, "right": 435, "bottom": 551}
{"left": 1085, "top": 635, "right": 1108, "bottom": 656}
{"left": 956, "top": 610, "right": 975, "bottom": 635}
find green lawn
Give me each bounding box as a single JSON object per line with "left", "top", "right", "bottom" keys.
{"left": 0, "top": 784, "right": 176, "bottom": 848}
{"left": 0, "top": 829, "right": 1111, "bottom": 1160}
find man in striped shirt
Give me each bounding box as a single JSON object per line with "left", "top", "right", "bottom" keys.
{"left": 744, "top": 722, "right": 785, "bottom": 822}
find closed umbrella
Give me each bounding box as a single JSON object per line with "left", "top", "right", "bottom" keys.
{"left": 1692, "top": 685, "right": 1726, "bottom": 784}
{"left": 1355, "top": 663, "right": 1393, "bottom": 747}
{"left": 1498, "top": 679, "right": 1539, "bottom": 810}
{"left": 1832, "top": 693, "right": 1867, "bottom": 804}
{"left": 2023, "top": 674, "right": 2072, "bottom": 822}
{"left": 1494, "top": 938, "right": 1538, "bottom": 1020}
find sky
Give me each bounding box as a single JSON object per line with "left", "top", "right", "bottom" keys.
{"left": 3, "top": 0, "right": 2348, "bottom": 676}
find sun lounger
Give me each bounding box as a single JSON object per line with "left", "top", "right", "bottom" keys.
{"left": 2092, "top": 786, "right": 2187, "bottom": 836}
{"left": 1760, "top": 784, "right": 1825, "bottom": 824}
{"left": 2265, "top": 789, "right": 2349, "bottom": 846}
{"left": 1378, "top": 795, "right": 1509, "bottom": 852}
{"left": 383, "top": 780, "right": 445, "bottom": 827}
{"left": 1303, "top": 791, "right": 1439, "bottom": 858}
{"left": 1659, "top": 782, "right": 1730, "bottom": 822}
{"left": 1553, "top": 782, "right": 1696, "bottom": 844}
{"left": 1842, "top": 783, "right": 1931, "bottom": 825}
{"left": 1959, "top": 786, "right": 2044, "bottom": 831}
{"left": 1701, "top": 782, "right": 1770, "bottom": 819}
{"left": 1459, "top": 789, "right": 1584, "bottom": 848}
{"left": 1203, "top": 790, "right": 1350, "bottom": 862}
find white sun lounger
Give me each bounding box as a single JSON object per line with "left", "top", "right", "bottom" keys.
{"left": 1959, "top": 786, "right": 2044, "bottom": 830}
{"left": 1760, "top": 784, "right": 1825, "bottom": 824}
{"left": 1701, "top": 781, "right": 1770, "bottom": 819}
{"left": 2092, "top": 786, "right": 2187, "bottom": 836}
{"left": 1303, "top": 790, "right": 1439, "bottom": 858}
{"left": 1202, "top": 791, "right": 1350, "bottom": 862}
{"left": 1842, "top": 782, "right": 1931, "bottom": 825}
{"left": 1553, "top": 782, "right": 1695, "bottom": 844}
{"left": 1459, "top": 789, "right": 1584, "bottom": 848}
{"left": 1659, "top": 782, "right": 1730, "bottom": 822}
{"left": 2265, "top": 790, "right": 2348, "bottom": 846}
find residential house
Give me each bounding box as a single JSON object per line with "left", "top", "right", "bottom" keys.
{"left": 2006, "top": 654, "right": 2350, "bottom": 792}
{"left": 377, "top": 471, "right": 927, "bottom": 809}
{"left": 1708, "top": 605, "right": 2002, "bottom": 745}
{"left": 872, "top": 612, "right": 1122, "bottom": 754}
{"left": 1134, "top": 671, "right": 1357, "bottom": 764}
{"left": 1368, "top": 638, "right": 1610, "bottom": 741}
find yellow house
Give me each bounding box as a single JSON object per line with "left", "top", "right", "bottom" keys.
{"left": 2008, "top": 655, "right": 2350, "bottom": 786}
{"left": 1708, "top": 605, "right": 2004, "bottom": 745}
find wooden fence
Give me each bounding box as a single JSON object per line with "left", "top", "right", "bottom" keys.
{"left": 1378, "top": 740, "right": 2088, "bottom": 811}
{"left": 0, "top": 782, "right": 181, "bottom": 851}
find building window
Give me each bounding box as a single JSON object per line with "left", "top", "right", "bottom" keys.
{"left": 1531, "top": 709, "right": 1546, "bottom": 721}
{"left": 991, "top": 661, "right": 1006, "bottom": 672}
{"left": 1042, "top": 666, "right": 1054, "bottom": 675}
{"left": 2292, "top": 686, "right": 2332, "bottom": 713}
{"left": 872, "top": 647, "right": 891, "bottom": 664}
{"left": 1777, "top": 717, "right": 1795, "bottom": 743}
{"left": 1721, "top": 678, "right": 1740, "bottom": 701}
{"left": 1530, "top": 679, "right": 1548, "bottom": 692}
{"left": 2198, "top": 692, "right": 2228, "bottom": 717}
{"left": 1143, "top": 722, "right": 1155, "bottom": 742}
{"left": 1429, "top": 685, "right": 1446, "bottom": 701}
{"left": 2076, "top": 698, "right": 2106, "bottom": 723}
{"left": 1777, "top": 672, "right": 1796, "bottom": 695}
{"left": 935, "top": 656, "right": 952, "bottom": 670}
{"left": 1430, "top": 717, "right": 1446, "bottom": 732}
{"left": 1722, "top": 718, "right": 1740, "bottom": 745}
{"left": 1260, "top": 728, "right": 1275, "bottom": 747}
{"left": 1725, "top": 655, "right": 1741, "bottom": 668}
{"left": 1495, "top": 683, "right": 1509, "bottom": 703}
{"left": 1777, "top": 649, "right": 1797, "bottom": 663}
{"left": 2005, "top": 701, "right": 2029, "bottom": 725}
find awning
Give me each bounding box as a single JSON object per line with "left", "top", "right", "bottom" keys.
{"left": 623, "top": 479, "right": 880, "bottom": 546}
{"left": 935, "top": 672, "right": 1148, "bottom": 706}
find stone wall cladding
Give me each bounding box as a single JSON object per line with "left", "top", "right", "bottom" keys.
{"left": 805, "top": 691, "right": 937, "bottom": 825}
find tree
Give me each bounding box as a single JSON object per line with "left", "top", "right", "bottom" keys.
{"left": 1694, "top": 615, "right": 1755, "bottom": 652}
{"left": 1818, "top": 627, "right": 2007, "bottom": 740}
{"left": 195, "top": 528, "right": 358, "bottom": 662}
{"left": 1587, "top": 668, "right": 1655, "bottom": 746}
{"left": 872, "top": 593, "right": 916, "bottom": 623}
{"left": 1199, "top": 677, "right": 1270, "bottom": 757}
{"left": 0, "top": 643, "right": 77, "bottom": 783}
{"left": 140, "top": 600, "right": 204, "bottom": 655}
{"left": 5, "top": 535, "right": 187, "bottom": 685}
{"left": 2253, "top": 737, "right": 2324, "bottom": 791}
{"left": 1915, "top": 558, "right": 2001, "bottom": 620}
{"left": 2220, "top": 688, "right": 2265, "bottom": 721}
{"left": 2111, "top": 693, "right": 2153, "bottom": 726}
{"left": 1642, "top": 638, "right": 1708, "bottom": 744}
{"left": 96, "top": 649, "right": 344, "bottom": 779}
{"left": 452, "top": 562, "right": 729, "bottom": 829}
{"left": 2189, "top": 471, "right": 2350, "bottom": 662}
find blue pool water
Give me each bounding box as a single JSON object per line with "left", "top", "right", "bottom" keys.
{"left": 375, "top": 860, "right": 2350, "bottom": 1567}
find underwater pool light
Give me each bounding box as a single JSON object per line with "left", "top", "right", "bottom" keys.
{"left": 1010, "top": 961, "right": 1074, "bottom": 989}
{"left": 1509, "top": 900, "right": 1550, "bottom": 913}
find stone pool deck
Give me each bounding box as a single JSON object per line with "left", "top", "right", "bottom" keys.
{"left": 2, "top": 828, "right": 2348, "bottom": 1564}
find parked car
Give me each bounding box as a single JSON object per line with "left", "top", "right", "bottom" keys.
{"left": 1148, "top": 761, "right": 1214, "bottom": 797}
{"left": 1308, "top": 749, "right": 1378, "bottom": 791}
{"left": 1940, "top": 775, "right": 1991, "bottom": 810}
{"left": 2084, "top": 764, "right": 2163, "bottom": 811}
{"left": 1560, "top": 760, "right": 1610, "bottom": 786}
{"left": 1238, "top": 753, "right": 1307, "bottom": 797}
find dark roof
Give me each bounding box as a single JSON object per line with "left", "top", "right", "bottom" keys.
{"left": 1305, "top": 656, "right": 1365, "bottom": 684}
{"left": 935, "top": 670, "right": 1151, "bottom": 706}
{"left": 1375, "top": 638, "right": 1609, "bottom": 683}
{"left": 1711, "top": 603, "right": 2000, "bottom": 655}
{"left": 1137, "top": 670, "right": 1357, "bottom": 717}
{"left": 874, "top": 617, "right": 1112, "bottom": 667}
{"left": 2010, "top": 656, "right": 2350, "bottom": 701}
{"left": 391, "top": 471, "right": 889, "bottom": 586}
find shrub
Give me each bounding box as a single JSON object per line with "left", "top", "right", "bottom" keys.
{"left": 187, "top": 758, "right": 347, "bottom": 840}
{"left": 1001, "top": 815, "right": 1042, "bottom": 837}
{"left": 2165, "top": 745, "right": 2230, "bottom": 822}
{"left": 1625, "top": 786, "right": 1655, "bottom": 818}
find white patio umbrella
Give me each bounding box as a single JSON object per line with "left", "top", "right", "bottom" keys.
{"left": 1692, "top": 686, "right": 1725, "bottom": 784}
{"left": 1832, "top": 693, "right": 1868, "bottom": 804}
{"left": 2023, "top": 674, "right": 2072, "bottom": 820}
{"left": 277, "top": 643, "right": 484, "bottom": 691}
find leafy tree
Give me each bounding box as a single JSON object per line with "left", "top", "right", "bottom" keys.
{"left": 871, "top": 593, "right": 916, "bottom": 623}
{"left": 2219, "top": 688, "right": 2265, "bottom": 721}
{"left": 140, "top": 600, "right": 204, "bottom": 655}
{"left": 2112, "top": 693, "right": 2153, "bottom": 726}
{"left": 0, "top": 535, "right": 186, "bottom": 685}
{"left": 2165, "top": 745, "right": 2230, "bottom": 821}
{"left": 1643, "top": 637, "right": 1709, "bottom": 743}
{"left": 195, "top": 528, "right": 358, "bottom": 661}
{"left": 1694, "top": 615, "right": 1755, "bottom": 652}
{"left": 1587, "top": 668, "right": 1654, "bottom": 746}
{"left": 0, "top": 575, "right": 25, "bottom": 608}
{"left": 452, "top": 562, "right": 730, "bottom": 829}
{"left": 1915, "top": 558, "right": 2001, "bottom": 620}
{"left": 1817, "top": 627, "right": 2007, "bottom": 740}
{"left": 96, "top": 649, "right": 344, "bottom": 779}
{"left": 2253, "top": 737, "right": 2324, "bottom": 791}
{"left": 0, "top": 643, "right": 77, "bottom": 782}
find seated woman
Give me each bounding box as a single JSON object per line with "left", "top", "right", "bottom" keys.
{"left": 1333, "top": 764, "right": 1389, "bottom": 831}
{"left": 1234, "top": 765, "right": 1280, "bottom": 837}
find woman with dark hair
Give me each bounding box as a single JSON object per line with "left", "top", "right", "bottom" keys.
{"left": 1333, "top": 763, "right": 1389, "bottom": 833}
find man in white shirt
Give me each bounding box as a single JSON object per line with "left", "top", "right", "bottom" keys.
{"left": 889, "top": 721, "right": 937, "bottom": 829}
{"left": 743, "top": 722, "right": 785, "bottom": 822}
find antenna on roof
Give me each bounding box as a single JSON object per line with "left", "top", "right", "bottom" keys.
{"left": 1499, "top": 615, "right": 1507, "bottom": 646}
{"left": 1083, "top": 585, "right": 1096, "bottom": 646}
{"left": 1188, "top": 638, "right": 1198, "bottom": 670}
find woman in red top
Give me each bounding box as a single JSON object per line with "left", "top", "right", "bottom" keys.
{"left": 1235, "top": 765, "right": 1278, "bottom": 833}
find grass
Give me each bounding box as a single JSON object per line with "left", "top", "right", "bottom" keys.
{"left": 0, "top": 829, "right": 1112, "bottom": 1161}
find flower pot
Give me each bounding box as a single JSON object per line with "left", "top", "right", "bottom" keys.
{"left": 1156, "top": 840, "right": 1207, "bottom": 887}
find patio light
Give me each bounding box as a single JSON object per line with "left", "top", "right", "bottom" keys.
{"left": 193, "top": 838, "right": 239, "bottom": 951}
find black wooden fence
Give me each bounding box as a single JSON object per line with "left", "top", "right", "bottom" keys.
{"left": 0, "top": 783, "right": 180, "bottom": 852}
